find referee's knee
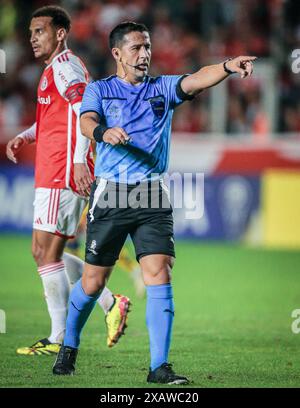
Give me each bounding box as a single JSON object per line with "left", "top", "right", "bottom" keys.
{"left": 140, "top": 254, "right": 174, "bottom": 285}
{"left": 81, "top": 263, "right": 112, "bottom": 296}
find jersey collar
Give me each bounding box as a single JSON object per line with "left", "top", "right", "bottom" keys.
{"left": 115, "top": 75, "right": 149, "bottom": 88}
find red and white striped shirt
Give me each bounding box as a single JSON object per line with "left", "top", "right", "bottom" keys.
{"left": 35, "top": 49, "right": 94, "bottom": 191}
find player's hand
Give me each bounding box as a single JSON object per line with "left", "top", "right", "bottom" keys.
{"left": 226, "top": 56, "right": 257, "bottom": 79}
{"left": 74, "top": 163, "right": 93, "bottom": 197}
{"left": 103, "top": 127, "right": 131, "bottom": 146}
{"left": 6, "top": 136, "right": 25, "bottom": 164}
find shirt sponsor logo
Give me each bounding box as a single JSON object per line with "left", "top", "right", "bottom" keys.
{"left": 40, "top": 76, "right": 48, "bottom": 91}
{"left": 38, "top": 95, "right": 51, "bottom": 105}
{"left": 58, "top": 70, "right": 69, "bottom": 88}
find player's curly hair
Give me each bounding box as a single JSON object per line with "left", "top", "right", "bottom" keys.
{"left": 32, "top": 5, "right": 71, "bottom": 32}
{"left": 109, "top": 21, "right": 149, "bottom": 49}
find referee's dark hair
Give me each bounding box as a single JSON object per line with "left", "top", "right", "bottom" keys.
{"left": 109, "top": 21, "right": 149, "bottom": 49}
{"left": 32, "top": 5, "right": 71, "bottom": 32}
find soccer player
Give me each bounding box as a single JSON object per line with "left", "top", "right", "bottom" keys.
{"left": 5, "top": 6, "right": 131, "bottom": 355}
{"left": 53, "top": 22, "right": 255, "bottom": 383}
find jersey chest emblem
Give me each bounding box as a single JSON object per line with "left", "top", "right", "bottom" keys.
{"left": 108, "top": 105, "right": 121, "bottom": 119}
{"left": 40, "top": 76, "right": 48, "bottom": 91}
{"left": 148, "top": 96, "right": 165, "bottom": 119}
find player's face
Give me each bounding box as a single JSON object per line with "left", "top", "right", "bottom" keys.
{"left": 118, "top": 31, "right": 151, "bottom": 82}
{"left": 29, "top": 17, "right": 59, "bottom": 61}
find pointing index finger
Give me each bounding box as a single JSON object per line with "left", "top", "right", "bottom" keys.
{"left": 239, "top": 56, "right": 257, "bottom": 62}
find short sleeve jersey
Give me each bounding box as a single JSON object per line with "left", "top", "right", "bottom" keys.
{"left": 80, "top": 75, "right": 185, "bottom": 183}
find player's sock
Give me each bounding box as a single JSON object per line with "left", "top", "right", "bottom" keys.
{"left": 63, "top": 279, "right": 101, "bottom": 349}
{"left": 146, "top": 283, "right": 174, "bottom": 371}
{"left": 62, "top": 252, "right": 84, "bottom": 288}
{"left": 63, "top": 252, "right": 114, "bottom": 313}
{"left": 98, "top": 287, "right": 115, "bottom": 314}
{"left": 38, "top": 261, "right": 70, "bottom": 344}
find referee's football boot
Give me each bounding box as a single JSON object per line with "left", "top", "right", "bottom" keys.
{"left": 147, "top": 363, "right": 190, "bottom": 385}
{"left": 52, "top": 345, "right": 78, "bottom": 375}
{"left": 16, "top": 338, "right": 60, "bottom": 356}
{"left": 106, "top": 294, "right": 131, "bottom": 348}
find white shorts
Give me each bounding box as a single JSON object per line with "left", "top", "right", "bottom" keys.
{"left": 33, "top": 188, "right": 87, "bottom": 238}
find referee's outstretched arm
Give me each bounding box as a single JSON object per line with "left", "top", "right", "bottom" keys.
{"left": 181, "top": 55, "right": 257, "bottom": 97}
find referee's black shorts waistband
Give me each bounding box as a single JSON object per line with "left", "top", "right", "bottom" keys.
{"left": 95, "top": 177, "right": 165, "bottom": 191}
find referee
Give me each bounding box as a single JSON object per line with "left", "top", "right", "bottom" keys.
{"left": 53, "top": 21, "right": 256, "bottom": 384}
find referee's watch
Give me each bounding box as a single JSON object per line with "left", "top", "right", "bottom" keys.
{"left": 223, "top": 58, "right": 235, "bottom": 75}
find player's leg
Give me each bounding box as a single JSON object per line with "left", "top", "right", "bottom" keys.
{"left": 33, "top": 229, "right": 70, "bottom": 343}
{"left": 63, "top": 251, "right": 116, "bottom": 317}
{"left": 17, "top": 188, "right": 81, "bottom": 355}
{"left": 141, "top": 253, "right": 174, "bottom": 366}
{"left": 67, "top": 201, "right": 144, "bottom": 297}
{"left": 53, "top": 263, "right": 111, "bottom": 375}
{"left": 141, "top": 254, "right": 188, "bottom": 384}
{"left": 16, "top": 228, "right": 70, "bottom": 355}
{"left": 53, "top": 180, "right": 131, "bottom": 374}
{"left": 130, "top": 183, "right": 189, "bottom": 384}
{"left": 83, "top": 215, "right": 131, "bottom": 349}
{"left": 58, "top": 189, "right": 130, "bottom": 346}
{"left": 55, "top": 262, "right": 131, "bottom": 374}
{"left": 64, "top": 262, "right": 111, "bottom": 348}
{"left": 136, "top": 253, "right": 189, "bottom": 385}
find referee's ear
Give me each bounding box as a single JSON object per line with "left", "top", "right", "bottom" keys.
{"left": 112, "top": 48, "right": 122, "bottom": 63}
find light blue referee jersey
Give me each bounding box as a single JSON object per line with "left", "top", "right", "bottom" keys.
{"left": 80, "top": 75, "right": 185, "bottom": 183}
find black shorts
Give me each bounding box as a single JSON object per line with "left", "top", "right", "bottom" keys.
{"left": 85, "top": 178, "right": 175, "bottom": 266}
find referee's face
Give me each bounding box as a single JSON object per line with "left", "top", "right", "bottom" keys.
{"left": 117, "top": 31, "right": 151, "bottom": 83}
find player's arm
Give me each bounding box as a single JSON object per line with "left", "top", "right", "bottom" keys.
{"left": 181, "top": 56, "right": 257, "bottom": 97}
{"left": 60, "top": 81, "right": 94, "bottom": 196}
{"left": 71, "top": 99, "right": 93, "bottom": 197}
{"left": 6, "top": 122, "right": 36, "bottom": 164}
{"left": 53, "top": 59, "right": 94, "bottom": 196}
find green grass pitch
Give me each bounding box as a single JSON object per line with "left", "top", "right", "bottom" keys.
{"left": 1, "top": 235, "right": 300, "bottom": 388}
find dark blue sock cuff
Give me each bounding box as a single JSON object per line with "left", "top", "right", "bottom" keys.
{"left": 146, "top": 283, "right": 173, "bottom": 299}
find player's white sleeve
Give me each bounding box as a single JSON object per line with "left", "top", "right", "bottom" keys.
{"left": 52, "top": 53, "right": 90, "bottom": 163}
{"left": 72, "top": 102, "right": 90, "bottom": 163}
{"left": 17, "top": 122, "right": 36, "bottom": 144}
{"left": 53, "top": 53, "right": 88, "bottom": 101}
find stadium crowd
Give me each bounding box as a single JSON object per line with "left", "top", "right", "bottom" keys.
{"left": 0, "top": 0, "right": 299, "bottom": 139}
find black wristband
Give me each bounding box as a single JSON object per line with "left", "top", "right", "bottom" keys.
{"left": 176, "top": 74, "right": 195, "bottom": 101}
{"left": 93, "top": 124, "right": 108, "bottom": 143}
{"left": 223, "top": 58, "right": 235, "bottom": 75}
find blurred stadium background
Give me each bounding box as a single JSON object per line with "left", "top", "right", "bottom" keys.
{"left": 1, "top": 0, "right": 300, "bottom": 388}
{"left": 1, "top": 0, "right": 300, "bottom": 246}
